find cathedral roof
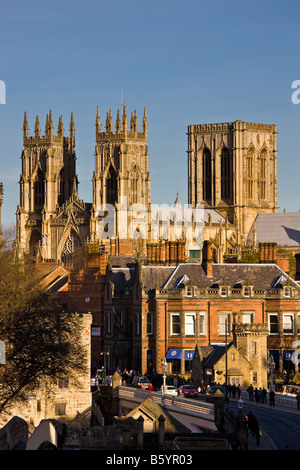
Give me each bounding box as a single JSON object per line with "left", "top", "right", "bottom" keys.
{"left": 247, "top": 212, "right": 300, "bottom": 247}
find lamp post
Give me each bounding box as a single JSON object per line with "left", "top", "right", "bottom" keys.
{"left": 161, "top": 357, "right": 168, "bottom": 400}
{"left": 237, "top": 398, "right": 244, "bottom": 414}
{"left": 101, "top": 351, "right": 110, "bottom": 385}
{"left": 268, "top": 355, "right": 276, "bottom": 392}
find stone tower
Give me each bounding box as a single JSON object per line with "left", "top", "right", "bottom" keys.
{"left": 187, "top": 120, "right": 277, "bottom": 246}
{"left": 232, "top": 313, "right": 269, "bottom": 389}
{"left": 90, "top": 104, "right": 151, "bottom": 244}
{"left": 16, "top": 111, "right": 91, "bottom": 263}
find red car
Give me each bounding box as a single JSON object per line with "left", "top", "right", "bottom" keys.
{"left": 178, "top": 385, "right": 198, "bottom": 398}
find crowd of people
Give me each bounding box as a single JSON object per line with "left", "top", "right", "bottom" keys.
{"left": 246, "top": 384, "right": 276, "bottom": 406}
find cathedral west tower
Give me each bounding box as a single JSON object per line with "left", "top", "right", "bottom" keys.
{"left": 90, "top": 104, "right": 151, "bottom": 244}
{"left": 16, "top": 111, "right": 91, "bottom": 263}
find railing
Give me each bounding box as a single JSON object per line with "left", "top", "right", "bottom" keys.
{"left": 118, "top": 386, "right": 215, "bottom": 421}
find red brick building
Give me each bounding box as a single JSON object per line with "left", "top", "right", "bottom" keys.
{"left": 101, "top": 241, "right": 300, "bottom": 381}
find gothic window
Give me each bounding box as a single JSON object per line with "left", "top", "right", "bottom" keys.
{"left": 106, "top": 166, "right": 118, "bottom": 205}
{"left": 202, "top": 148, "right": 212, "bottom": 202}
{"left": 246, "top": 148, "right": 254, "bottom": 199}
{"left": 58, "top": 168, "right": 65, "bottom": 206}
{"left": 131, "top": 166, "right": 138, "bottom": 204}
{"left": 34, "top": 169, "right": 45, "bottom": 210}
{"left": 221, "top": 147, "right": 232, "bottom": 202}
{"left": 259, "top": 149, "right": 267, "bottom": 200}
{"left": 29, "top": 230, "right": 42, "bottom": 257}
{"left": 61, "top": 231, "right": 81, "bottom": 266}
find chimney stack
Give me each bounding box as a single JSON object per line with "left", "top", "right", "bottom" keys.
{"left": 259, "top": 242, "right": 277, "bottom": 264}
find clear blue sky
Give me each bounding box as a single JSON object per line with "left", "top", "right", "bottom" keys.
{"left": 0, "top": 0, "right": 300, "bottom": 227}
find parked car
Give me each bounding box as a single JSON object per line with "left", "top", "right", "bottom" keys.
{"left": 160, "top": 385, "right": 178, "bottom": 396}
{"left": 132, "top": 375, "right": 151, "bottom": 389}
{"left": 178, "top": 385, "right": 198, "bottom": 398}
{"left": 205, "top": 385, "right": 226, "bottom": 402}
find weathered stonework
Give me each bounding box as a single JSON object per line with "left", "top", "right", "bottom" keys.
{"left": 187, "top": 120, "right": 278, "bottom": 246}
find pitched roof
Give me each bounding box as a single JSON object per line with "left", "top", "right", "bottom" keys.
{"left": 116, "top": 397, "right": 190, "bottom": 434}
{"left": 154, "top": 262, "right": 299, "bottom": 290}
{"left": 247, "top": 212, "right": 300, "bottom": 247}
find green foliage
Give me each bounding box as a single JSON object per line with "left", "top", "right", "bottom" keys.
{"left": 238, "top": 250, "right": 260, "bottom": 264}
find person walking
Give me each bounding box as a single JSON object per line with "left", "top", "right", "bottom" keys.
{"left": 247, "top": 384, "right": 254, "bottom": 401}
{"left": 252, "top": 416, "right": 261, "bottom": 447}
{"left": 269, "top": 388, "right": 275, "bottom": 407}
{"left": 247, "top": 411, "right": 255, "bottom": 436}
{"left": 262, "top": 387, "right": 267, "bottom": 404}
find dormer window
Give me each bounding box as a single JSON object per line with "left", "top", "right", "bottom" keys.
{"left": 186, "top": 286, "right": 194, "bottom": 297}
{"left": 221, "top": 286, "right": 228, "bottom": 297}
{"left": 284, "top": 287, "right": 291, "bottom": 297}
{"left": 244, "top": 286, "right": 251, "bottom": 297}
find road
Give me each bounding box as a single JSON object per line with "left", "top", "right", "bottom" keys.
{"left": 197, "top": 394, "right": 300, "bottom": 450}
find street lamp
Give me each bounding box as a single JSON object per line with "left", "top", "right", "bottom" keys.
{"left": 238, "top": 398, "right": 244, "bottom": 412}
{"left": 268, "top": 355, "right": 276, "bottom": 392}
{"left": 101, "top": 351, "right": 110, "bottom": 384}
{"left": 161, "top": 357, "right": 168, "bottom": 396}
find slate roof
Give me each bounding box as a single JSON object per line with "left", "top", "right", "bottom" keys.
{"left": 110, "top": 258, "right": 300, "bottom": 292}
{"left": 247, "top": 212, "right": 300, "bottom": 247}
{"left": 140, "top": 266, "right": 175, "bottom": 290}
{"left": 154, "top": 262, "right": 299, "bottom": 290}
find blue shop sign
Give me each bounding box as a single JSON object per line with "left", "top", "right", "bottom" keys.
{"left": 185, "top": 350, "right": 194, "bottom": 360}
{"left": 166, "top": 349, "right": 182, "bottom": 360}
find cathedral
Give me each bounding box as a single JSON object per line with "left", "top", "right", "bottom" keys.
{"left": 15, "top": 109, "right": 278, "bottom": 265}
{"left": 16, "top": 105, "right": 150, "bottom": 263}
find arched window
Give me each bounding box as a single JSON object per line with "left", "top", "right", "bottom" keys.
{"left": 131, "top": 165, "right": 138, "bottom": 204}
{"left": 61, "top": 231, "right": 81, "bottom": 266}
{"left": 202, "top": 148, "right": 212, "bottom": 202}
{"left": 221, "top": 147, "right": 232, "bottom": 202}
{"left": 34, "top": 169, "right": 45, "bottom": 210}
{"left": 106, "top": 166, "right": 118, "bottom": 205}
{"left": 29, "top": 230, "right": 42, "bottom": 257}
{"left": 58, "top": 168, "right": 65, "bottom": 206}
{"left": 246, "top": 148, "right": 254, "bottom": 199}
{"left": 259, "top": 149, "right": 267, "bottom": 200}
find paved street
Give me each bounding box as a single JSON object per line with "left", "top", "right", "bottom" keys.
{"left": 223, "top": 394, "right": 300, "bottom": 450}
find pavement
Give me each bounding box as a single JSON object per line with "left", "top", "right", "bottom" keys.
{"left": 229, "top": 394, "right": 300, "bottom": 450}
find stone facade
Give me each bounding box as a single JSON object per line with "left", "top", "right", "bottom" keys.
{"left": 0, "top": 313, "right": 93, "bottom": 429}
{"left": 16, "top": 111, "right": 91, "bottom": 263}
{"left": 187, "top": 120, "right": 278, "bottom": 246}
{"left": 16, "top": 106, "right": 149, "bottom": 263}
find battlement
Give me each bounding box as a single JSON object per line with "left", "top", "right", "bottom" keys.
{"left": 95, "top": 105, "right": 148, "bottom": 142}
{"left": 22, "top": 110, "right": 75, "bottom": 147}
{"left": 187, "top": 120, "right": 277, "bottom": 135}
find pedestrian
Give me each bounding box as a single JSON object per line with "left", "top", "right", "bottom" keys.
{"left": 254, "top": 388, "right": 259, "bottom": 403}
{"left": 269, "top": 389, "right": 275, "bottom": 407}
{"left": 237, "top": 384, "right": 241, "bottom": 399}
{"left": 252, "top": 416, "right": 261, "bottom": 447}
{"left": 296, "top": 391, "right": 300, "bottom": 410}
{"left": 247, "top": 411, "right": 255, "bottom": 435}
{"left": 262, "top": 387, "right": 267, "bottom": 404}
{"left": 247, "top": 384, "right": 254, "bottom": 401}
